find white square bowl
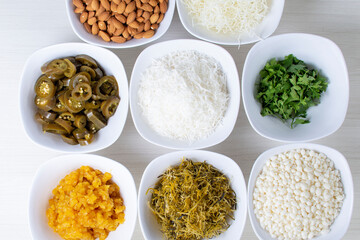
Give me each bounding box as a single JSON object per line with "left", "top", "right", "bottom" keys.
{"left": 129, "top": 39, "right": 240, "bottom": 150}
{"left": 138, "top": 150, "right": 247, "bottom": 240}
{"left": 19, "top": 43, "right": 128, "bottom": 153}
{"left": 248, "top": 143, "right": 354, "bottom": 240}
{"left": 176, "top": 0, "right": 284, "bottom": 45}
{"left": 242, "top": 33, "right": 349, "bottom": 142}
{"left": 29, "top": 154, "right": 138, "bottom": 240}
{"left": 65, "top": 0, "right": 175, "bottom": 48}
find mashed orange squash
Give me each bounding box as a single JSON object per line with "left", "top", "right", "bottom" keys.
{"left": 46, "top": 166, "right": 125, "bottom": 240}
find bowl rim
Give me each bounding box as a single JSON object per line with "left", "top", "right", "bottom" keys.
{"left": 247, "top": 143, "right": 354, "bottom": 240}
{"left": 19, "top": 42, "right": 129, "bottom": 153}
{"left": 137, "top": 150, "right": 248, "bottom": 240}
{"left": 175, "top": 0, "right": 285, "bottom": 45}
{"left": 28, "top": 153, "right": 138, "bottom": 240}
{"left": 129, "top": 38, "right": 240, "bottom": 150}
{"left": 241, "top": 33, "right": 349, "bottom": 143}
{"left": 64, "top": 0, "right": 176, "bottom": 49}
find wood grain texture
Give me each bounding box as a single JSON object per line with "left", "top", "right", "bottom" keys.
{"left": 0, "top": 0, "right": 359, "bottom": 239}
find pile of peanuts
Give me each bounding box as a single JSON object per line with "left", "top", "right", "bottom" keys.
{"left": 72, "top": 0, "right": 168, "bottom": 43}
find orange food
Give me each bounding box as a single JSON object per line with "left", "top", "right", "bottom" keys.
{"left": 46, "top": 166, "right": 125, "bottom": 240}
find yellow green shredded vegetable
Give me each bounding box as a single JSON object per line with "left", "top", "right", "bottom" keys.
{"left": 147, "top": 158, "right": 236, "bottom": 239}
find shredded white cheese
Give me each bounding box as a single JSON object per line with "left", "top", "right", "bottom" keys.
{"left": 182, "top": 0, "right": 269, "bottom": 36}
{"left": 138, "top": 50, "right": 229, "bottom": 142}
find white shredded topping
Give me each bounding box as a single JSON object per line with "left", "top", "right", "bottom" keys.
{"left": 138, "top": 50, "right": 229, "bottom": 142}
{"left": 182, "top": 0, "right": 269, "bottom": 36}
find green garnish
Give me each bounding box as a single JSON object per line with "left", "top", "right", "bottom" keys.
{"left": 256, "top": 54, "right": 328, "bottom": 128}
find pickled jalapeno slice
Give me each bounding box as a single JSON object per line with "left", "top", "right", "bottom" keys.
{"left": 69, "top": 72, "right": 91, "bottom": 90}
{"left": 61, "top": 134, "right": 78, "bottom": 145}
{"left": 59, "top": 112, "right": 75, "bottom": 121}
{"left": 64, "top": 59, "right": 76, "bottom": 78}
{"left": 42, "top": 123, "right": 67, "bottom": 135}
{"left": 101, "top": 96, "right": 120, "bottom": 119}
{"left": 95, "top": 76, "right": 118, "bottom": 100}
{"left": 85, "top": 100, "right": 101, "bottom": 110}
{"left": 55, "top": 118, "right": 74, "bottom": 134}
{"left": 43, "top": 59, "right": 68, "bottom": 79}
{"left": 86, "top": 109, "right": 107, "bottom": 129}
{"left": 74, "top": 114, "right": 87, "bottom": 129}
{"left": 72, "top": 82, "right": 92, "bottom": 101}
{"left": 80, "top": 66, "right": 96, "bottom": 80}
{"left": 78, "top": 132, "right": 94, "bottom": 146}
{"left": 35, "top": 95, "right": 56, "bottom": 111}
{"left": 72, "top": 128, "right": 90, "bottom": 140}
{"left": 34, "top": 55, "right": 120, "bottom": 146}
{"left": 35, "top": 75, "right": 56, "bottom": 99}
{"left": 75, "top": 54, "right": 98, "bottom": 68}
{"left": 64, "top": 90, "right": 85, "bottom": 113}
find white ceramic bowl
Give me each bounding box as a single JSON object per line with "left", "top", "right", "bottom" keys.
{"left": 242, "top": 33, "right": 349, "bottom": 142}
{"left": 248, "top": 143, "right": 354, "bottom": 240}
{"left": 138, "top": 150, "right": 247, "bottom": 240}
{"left": 29, "top": 154, "right": 137, "bottom": 240}
{"left": 176, "top": 0, "right": 284, "bottom": 45}
{"left": 65, "top": 0, "right": 175, "bottom": 48}
{"left": 130, "top": 39, "right": 240, "bottom": 150}
{"left": 19, "top": 43, "right": 128, "bottom": 153}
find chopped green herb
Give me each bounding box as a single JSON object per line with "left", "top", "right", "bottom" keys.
{"left": 256, "top": 54, "right": 328, "bottom": 128}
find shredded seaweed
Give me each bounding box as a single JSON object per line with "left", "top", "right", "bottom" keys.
{"left": 147, "top": 158, "right": 237, "bottom": 239}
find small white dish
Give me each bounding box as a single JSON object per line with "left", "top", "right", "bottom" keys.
{"left": 130, "top": 39, "right": 240, "bottom": 150}
{"left": 138, "top": 150, "right": 247, "bottom": 240}
{"left": 29, "top": 154, "right": 137, "bottom": 240}
{"left": 19, "top": 42, "right": 128, "bottom": 153}
{"left": 176, "top": 0, "right": 284, "bottom": 45}
{"left": 248, "top": 143, "right": 354, "bottom": 240}
{"left": 65, "top": 0, "right": 175, "bottom": 48}
{"left": 242, "top": 33, "right": 349, "bottom": 142}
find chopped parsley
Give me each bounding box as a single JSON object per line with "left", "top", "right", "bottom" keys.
{"left": 256, "top": 54, "right": 328, "bottom": 128}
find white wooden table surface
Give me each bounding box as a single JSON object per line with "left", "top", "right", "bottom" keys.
{"left": 0, "top": 0, "right": 359, "bottom": 239}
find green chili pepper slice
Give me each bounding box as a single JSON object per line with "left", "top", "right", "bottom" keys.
{"left": 95, "top": 76, "right": 119, "bottom": 100}
{"left": 78, "top": 132, "right": 94, "bottom": 146}
{"left": 69, "top": 72, "right": 91, "bottom": 90}
{"left": 59, "top": 112, "right": 75, "bottom": 121}
{"left": 85, "top": 100, "right": 101, "bottom": 110}
{"left": 74, "top": 114, "right": 87, "bottom": 129}
{"left": 72, "top": 82, "right": 92, "bottom": 101}
{"left": 61, "top": 134, "right": 78, "bottom": 145}
{"left": 86, "top": 109, "right": 107, "bottom": 129}
{"left": 64, "top": 59, "right": 76, "bottom": 78}
{"left": 54, "top": 118, "right": 74, "bottom": 134}
{"left": 75, "top": 55, "right": 98, "bottom": 68}
{"left": 35, "top": 95, "right": 55, "bottom": 111}
{"left": 42, "top": 123, "right": 67, "bottom": 135}
{"left": 101, "top": 96, "right": 120, "bottom": 119}
{"left": 64, "top": 90, "right": 85, "bottom": 113}
{"left": 34, "top": 75, "right": 56, "bottom": 99}
{"left": 72, "top": 128, "right": 89, "bottom": 140}
{"left": 80, "top": 65, "right": 96, "bottom": 80}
